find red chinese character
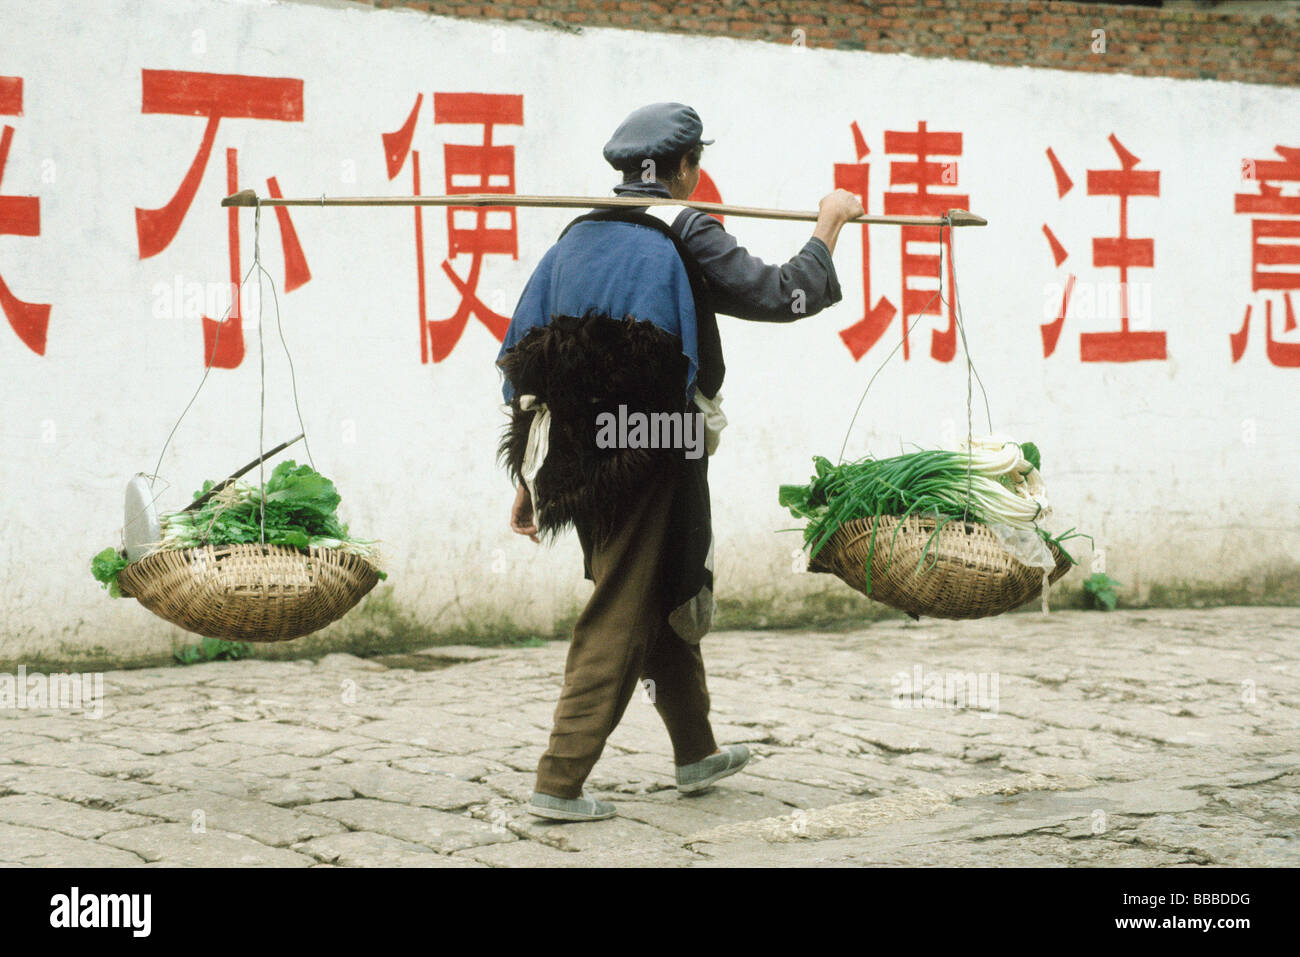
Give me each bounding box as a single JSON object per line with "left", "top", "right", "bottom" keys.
{"left": 834, "top": 121, "right": 897, "bottom": 361}
{"left": 135, "top": 70, "right": 310, "bottom": 369}
{"left": 832, "top": 121, "right": 967, "bottom": 363}
{"left": 1039, "top": 146, "right": 1074, "bottom": 358}
{"left": 431, "top": 92, "right": 524, "bottom": 362}
{"left": 883, "top": 121, "right": 967, "bottom": 363}
{"left": 383, "top": 94, "right": 431, "bottom": 361}
{"left": 1230, "top": 146, "right": 1300, "bottom": 367}
{"left": 386, "top": 93, "right": 522, "bottom": 363}
{"left": 1041, "top": 135, "right": 1165, "bottom": 362}
{"left": 0, "top": 75, "right": 50, "bottom": 356}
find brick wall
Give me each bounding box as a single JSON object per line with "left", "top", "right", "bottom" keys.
{"left": 360, "top": 0, "right": 1298, "bottom": 87}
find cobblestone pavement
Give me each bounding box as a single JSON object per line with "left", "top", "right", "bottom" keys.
{"left": 1, "top": 608, "right": 1296, "bottom": 867}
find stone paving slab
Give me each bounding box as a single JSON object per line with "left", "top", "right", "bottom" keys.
{"left": 0, "top": 795, "right": 156, "bottom": 840}
{"left": 0, "top": 608, "right": 1296, "bottom": 866}
{"left": 300, "top": 798, "right": 515, "bottom": 854}
{"left": 296, "top": 831, "right": 488, "bottom": 868}
{"left": 0, "top": 822, "right": 148, "bottom": 867}
{"left": 0, "top": 765, "right": 168, "bottom": 807}
{"left": 141, "top": 765, "right": 354, "bottom": 807}
{"left": 119, "top": 791, "right": 346, "bottom": 846}
{"left": 99, "top": 824, "right": 316, "bottom": 867}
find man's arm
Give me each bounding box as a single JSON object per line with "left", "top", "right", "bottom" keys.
{"left": 811, "top": 190, "right": 865, "bottom": 255}
{"left": 677, "top": 189, "right": 863, "bottom": 323}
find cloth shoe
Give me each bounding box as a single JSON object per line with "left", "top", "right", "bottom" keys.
{"left": 676, "top": 744, "right": 751, "bottom": 794}
{"left": 527, "top": 790, "right": 617, "bottom": 821}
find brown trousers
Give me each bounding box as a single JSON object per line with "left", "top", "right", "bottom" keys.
{"left": 534, "top": 468, "right": 718, "bottom": 799}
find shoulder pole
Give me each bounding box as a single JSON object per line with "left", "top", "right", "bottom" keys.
{"left": 221, "top": 189, "right": 988, "bottom": 228}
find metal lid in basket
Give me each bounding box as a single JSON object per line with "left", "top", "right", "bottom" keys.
{"left": 124, "top": 474, "right": 161, "bottom": 562}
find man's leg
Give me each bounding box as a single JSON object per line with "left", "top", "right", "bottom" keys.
{"left": 642, "top": 624, "right": 718, "bottom": 768}
{"left": 653, "top": 627, "right": 751, "bottom": 795}
{"left": 534, "top": 471, "right": 677, "bottom": 800}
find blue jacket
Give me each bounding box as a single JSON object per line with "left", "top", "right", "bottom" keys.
{"left": 498, "top": 218, "right": 703, "bottom": 402}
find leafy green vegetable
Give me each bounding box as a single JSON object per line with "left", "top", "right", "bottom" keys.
{"left": 162, "top": 460, "right": 374, "bottom": 559}
{"left": 175, "top": 637, "right": 252, "bottom": 665}
{"left": 1082, "top": 572, "right": 1120, "bottom": 611}
{"left": 1020, "top": 442, "right": 1042, "bottom": 472}
{"left": 91, "top": 461, "right": 385, "bottom": 599}
{"left": 91, "top": 548, "right": 129, "bottom": 598}
{"left": 777, "top": 482, "right": 827, "bottom": 524}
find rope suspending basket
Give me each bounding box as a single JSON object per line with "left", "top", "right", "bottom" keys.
{"left": 92, "top": 199, "right": 383, "bottom": 642}
{"left": 782, "top": 217, "right": 1088, "bottom": 621}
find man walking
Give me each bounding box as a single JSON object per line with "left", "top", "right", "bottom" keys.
{"left": 497, "top": 103, "right": 863, "bottom": 821}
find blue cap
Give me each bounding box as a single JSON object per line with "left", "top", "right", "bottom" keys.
{"left": 603, "top": 102, "right": 714, "bottom": 171}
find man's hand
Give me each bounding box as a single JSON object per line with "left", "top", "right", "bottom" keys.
{"left": 813, "top": 188, "right": 866, "bottom": 255}
{"left": 819, "top": 188, "right": 866, "bottom": 224}
{"left": 510, "top": 483, "right": 540, "bottom": 543}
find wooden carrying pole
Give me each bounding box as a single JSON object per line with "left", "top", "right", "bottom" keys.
{"left": 221, "top": 189, "right": 988, "bottom": 228}
{"left": 181, "top": 433, "right": 305, "bottom": 513}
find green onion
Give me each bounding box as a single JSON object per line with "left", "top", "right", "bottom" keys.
{"left": 779, "top": 436, "right": 1079, "bottom": 592}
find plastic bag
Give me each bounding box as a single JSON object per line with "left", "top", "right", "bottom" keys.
{"left": 987, "top": 523, "right": 1057, "bottom": 614}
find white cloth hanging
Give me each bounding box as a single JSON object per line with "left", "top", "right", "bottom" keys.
{"left": 692, "top": 389, "right": 727, "bottom": 455}
{"left": 519, "top": 394, "right": 551, "bottom": 507}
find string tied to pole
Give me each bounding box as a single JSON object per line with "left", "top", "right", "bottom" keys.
{"left": 837, "top": 215, "right": 993, "bottom": 504}
{"left": 146, "top": 189, "right": 318, "bottom": 531}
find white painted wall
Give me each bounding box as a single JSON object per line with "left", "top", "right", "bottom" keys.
{"left": 2, "top": 0, "right": 1297, "bottom": 658}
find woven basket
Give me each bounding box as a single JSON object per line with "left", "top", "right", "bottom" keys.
{"left": 118, "top": 543, "right": 380, "bottom": 642}
{"left": 807, "top": 514, "right": 1072, "bottom": 620}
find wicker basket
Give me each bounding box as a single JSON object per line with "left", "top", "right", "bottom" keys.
{"left": 807, "top": 514, "right": 1072, "bottom": 620}
{"left": 118, "top": 543, "right": 380, "bottom": 642}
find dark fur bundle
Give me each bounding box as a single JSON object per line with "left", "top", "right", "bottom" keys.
{"left": 497, "top": 312, "right": 691, "bottom": 545}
